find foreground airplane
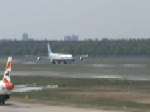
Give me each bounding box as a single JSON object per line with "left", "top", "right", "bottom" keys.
{"left": 37, "top": 43, "right": 88, "bottom": 64}
{"left": 0, "top": 57, "right": 57, "bottom": 104}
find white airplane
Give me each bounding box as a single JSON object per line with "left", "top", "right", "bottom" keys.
{"left": 0, "top": 57, "right": 58, "bottom": 104}
{"left": 37, "top": 43, "right": 88, "bottom": 64}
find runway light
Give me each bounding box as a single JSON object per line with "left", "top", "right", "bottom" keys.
{"left": 101, "top": 85, "right": 106, "bottom": 91}
{"left": 25, "top": 95, "right": 29, "bottom": 100}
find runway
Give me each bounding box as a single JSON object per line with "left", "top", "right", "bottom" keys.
{"left": 0, "top": 100, "right": 127, "bottom": 112}
{"left": 7, "top": 62, "right": 150, "bottom": 80}
{"left": 0, "top": 70, "right": 149, "bottom": 80}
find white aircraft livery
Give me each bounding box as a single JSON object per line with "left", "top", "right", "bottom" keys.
{"left": 37, "top": 43, "right": 88, "bottom": 64}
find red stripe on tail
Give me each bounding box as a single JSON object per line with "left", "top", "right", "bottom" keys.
{"left": 3, "top": 78, "right": 14, "bottom": 90}
{"left": 6, "top": 60, "right": 12, "bottom": 70}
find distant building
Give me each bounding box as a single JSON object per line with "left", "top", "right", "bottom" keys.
{"left": 64, "top": 34, "right": 79, "bottom": 41}
{"left": 22, "top": 33, "right": 34, "bottom": 41}
{"left": 22, "top": 33, "right": 29, "bottom": 41}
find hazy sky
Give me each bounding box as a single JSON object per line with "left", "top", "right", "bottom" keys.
{"left": 0, "top": 0, "right": 150, "bottom": 40}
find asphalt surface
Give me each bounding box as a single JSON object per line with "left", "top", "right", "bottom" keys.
{"left": 0, "top": 70, "right": 149, "bottom": 80}
{"left": 0, "top": 100, "right": 127, "bottom": 112}
{"left": 8, "top": 62, "right": 150, "bottom": 80}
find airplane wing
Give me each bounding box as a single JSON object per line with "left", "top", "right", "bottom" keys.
{"left": 25, "top": 55, "right": 50, "bottom": 61}
{"left": 73, "top": 54, "right": 88, "bottom": 60}
{"left": 11, "top": 84, "right": 58, "bottom": 93}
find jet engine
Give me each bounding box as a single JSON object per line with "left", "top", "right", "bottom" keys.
{"left": 80, "top": 56, "right": 83, "bottom": 60}
{"left": 37, "top": 57, "right": 41, "bottom": 61}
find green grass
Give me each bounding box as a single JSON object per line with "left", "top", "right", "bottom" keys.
{"left": 0, "top": 56, "right": 150, "bottom": 111}
{"left": 9, "top": 76, "right": 150, "bottom": 111}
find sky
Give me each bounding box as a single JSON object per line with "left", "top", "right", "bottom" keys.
{"left": 0, "top": 0, "right": 150, "bottom": 40}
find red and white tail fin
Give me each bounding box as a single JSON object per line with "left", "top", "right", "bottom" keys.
{"left": 3, "top": 57, "right": 12, "bottom": 82}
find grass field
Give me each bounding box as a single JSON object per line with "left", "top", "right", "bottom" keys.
{"left": 10, "top": 77, "right": 150, "bottom": 111}
{"left": 1, "top": 56, "right": 150, "bottom": 111}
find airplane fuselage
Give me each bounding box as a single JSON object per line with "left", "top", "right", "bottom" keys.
{"left": 49, "top": 53, "right": 74, "bottom": 64}
{"left": 0, "top": 80, "right": 13, "bottom": 94}
{"left": 0, "top": 80, "right": 9, "bottom": 94}
{"left": 50, "top": 53, "right": 73, "bottom": 60}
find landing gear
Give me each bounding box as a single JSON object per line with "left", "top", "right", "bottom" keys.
{"left": 1, "top": 96, "right": 5, "bottom": 104}
{"left": 51, "top": 60, "right": 56, "bottom": 64}
{"left": 64, "top": 61, "right": 67, "bottom": 64}
{"left": 0, "top": 95, "right": 5, "bottom": 105}
{"left": 0, "top": 95, "right": 9, "bottom": 105}
{"left": 58, "top": 61, "right": 61, "bottom": 64}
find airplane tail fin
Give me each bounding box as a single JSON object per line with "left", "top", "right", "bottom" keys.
{"left": 47, "top": 43, "right": 52, "bottom": 57}
{"left": 3, "top": 57, "right": 12, "bottom": 82}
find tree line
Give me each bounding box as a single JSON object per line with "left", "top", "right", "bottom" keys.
{"left": 0, "top": 39, "right": 150, "bottom": 56}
